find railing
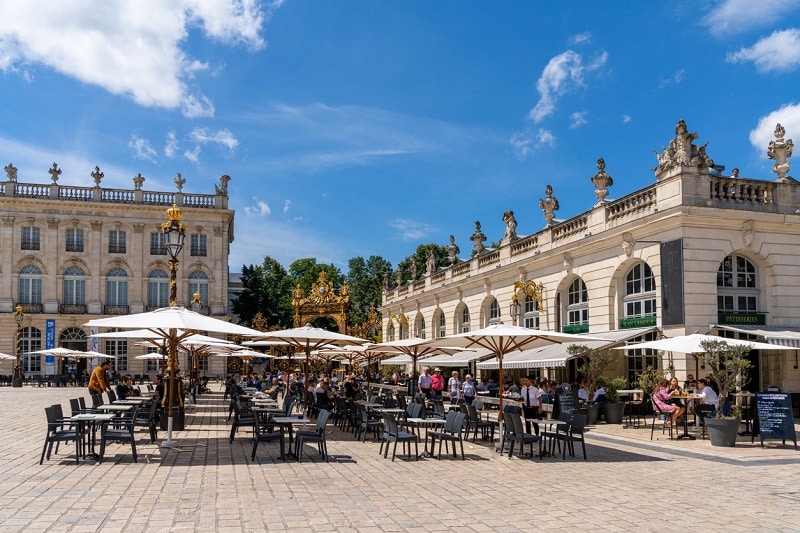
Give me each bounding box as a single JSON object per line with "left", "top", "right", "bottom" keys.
{"left": 13, "top": 184, "right": 49, "bottom": 198}
{"left": 452, "top": 262, "right": 471, "bottom": 277}
{"left": 108, "top": 245, "right": 126, "bottom": 254}
{"left": 551, "top": 216, "right": 588, "bottom": 241}
{"left": 413, "top": 280, "right": 425, "bottom": 291}
{"left": 709, "top": 178, "right": 774, "bottom": 204}
{"left": 183, "top": 194, "right": 216, "bottom": 208}
{"left": 142, "top": 192, "right": 175, "bottom": 205}
{"left": 103, "top": 305, "right": 130, "bottom": 315}
{"left": 59, "top": 304, "right": 87, "bottom": 314}
{"left": 607, "top": 187, "right": 657, "bottom": 222}
{"left": 397, "top": 286, "right": 408, "bottom": 297}
{"left": 101, "top": 189, "right": 136, "bottom": 203}
{"left": 19, "top": 303, "right": 43, "bottom": 314}
{"left": 430, "top": 271, "right": 445, "bottom": 284}
{"left": 510, "top": 235, "right": 538, "bottom": 256}
{"left": 58, "top": 187, "right": 93, "bottom": 202}
{"left": 478, "top": 250, "right": 501, "bottom": 268}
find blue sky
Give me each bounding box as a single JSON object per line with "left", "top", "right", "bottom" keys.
{"left": 2, "top": 1, "right": 800, "bottom": 273}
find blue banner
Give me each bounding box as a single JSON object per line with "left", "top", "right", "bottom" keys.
{"left": 46, "top": 319, "right": 55, "bottom": 349}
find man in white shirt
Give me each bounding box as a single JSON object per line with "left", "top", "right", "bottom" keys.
{"left": 695, "top": 378, "right": 718, "bottom": 425}
{"left": 519, "top": 375, "right": 542, "bottom": 434}
{"left": 418, "top": 367, "right": 432, "bottom": 399}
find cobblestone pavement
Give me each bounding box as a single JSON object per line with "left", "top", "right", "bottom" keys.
{"left": 1, "top": 386, "right": 799, "bottom": 532}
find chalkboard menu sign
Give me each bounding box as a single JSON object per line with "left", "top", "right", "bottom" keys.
{"left": 554, "top": 383, "right": 580, "bottom": 418}
{"left": 755, "top": 393, "right": 797, "bottom": 450}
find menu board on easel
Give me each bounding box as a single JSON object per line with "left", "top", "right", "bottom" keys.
{"left": 554, "top": 383, "right": 580, "bottom": 418}
{"left": 754, "top": 393, "right": 797, "bottom": 450}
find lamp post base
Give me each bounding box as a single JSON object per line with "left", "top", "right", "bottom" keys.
{"left": 11, "top": 378, "right": 23, "bottom": 388}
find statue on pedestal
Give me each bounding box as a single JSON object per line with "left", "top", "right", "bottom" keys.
{"left": 590, "top": 157, "right": 613, "bottom": 204}
{"left": 768, "top": 123, "right": 793, "bottom": 182}
{"left": 501, "top": 210, "right": 518, "bottom": 245}
{"left": 539, "top": 185, "right": 560, "bottom": 227}
{"left": 470, "top": 221, "right": 486, "bottom": 256}
{"left": 447, "top": 235, "right": 460, "bottom": 266}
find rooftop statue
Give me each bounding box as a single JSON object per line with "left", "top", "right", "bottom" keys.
{"left": 4, "top": 163, "right": 17, "bottom": 182}
{"left": 447, "top": 234, "right": 460, "bottom": 266}
{"left": 501, "top": 210, "right": 518, "bottom": 245}
{"left": 470, "top": 221, "right": 486, "bottom": 256}
{"left": 539, "top": 185, "right": 559, "bottom": 227}
{"left": 654, "top": 119, "right": 713, "bottom": 174}
{"left": 768, "top": 123, "right": 793, "bottom": 182}
{"left": 590, "top": 157, "right": 613, "bottom": 204}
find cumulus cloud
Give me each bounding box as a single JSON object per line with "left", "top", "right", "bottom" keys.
{"left": 164, "top": 132, "right": 179, "bottom": 158}
{"left": 570, "top": 111, "right": 588, "bottom": 129}
{"left": 528, "top": 50, "right": 608, "bottom": 123}
{"left": 509, "top": 132, "right": 533, "bottom": 159}
{"left": 0, "top": 1, "right": 279, "bottom": 116}
{"left": 244, "top": 198, "right": 271, "bottom": 216}
{"left": 536, "top": 128, "right": 556, "bottom": 147}
{"left": 128, "top": 135, "right": 158, "bottom": 163}
{"left": 569, "top": 32, "right": 591, "bottom": 45}
{"left": 183, "top": 146, "right": 201, "bottom": 163}
{"left": 190, "top": 127, "right": 239, "bottom": 151}
{"left": 389, "top": 218, "right": 435, "bottom": 241}
{"left": 702, "top": 0, "right": 800, "bottom": 37}
{"left": 727, "top": 29, "right": 800, "bottom": 72}
{"left": 748, "top": 103, "right": 800, "bottom": 154}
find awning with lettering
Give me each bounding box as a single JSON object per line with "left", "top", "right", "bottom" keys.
{"left": 476, "top": 327, "right": 657, "bottom": 370}
{"left": 714, "top": 325, "right": 800, "bottom": 348}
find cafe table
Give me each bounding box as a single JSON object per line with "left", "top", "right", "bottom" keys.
{"left": 404, "top": 417, "right": 446, "bottom": 455}
{"left": 271, "top": 416, "right": 311, "bottom": 460}
{"left": 114, "top": 398, "right": 148, "bottom": 405}
{"left": 95, "top": 404, "right": 134, "bottom": 413}
{"left": 672, "top": 394, "right": 703, "bottom": 440}
{"left": 70, "top": 412, "right": 115, "bottom": 459}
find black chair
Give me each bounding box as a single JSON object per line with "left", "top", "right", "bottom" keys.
{"left": 650, "top": 400, "right": 674, "bottom": 440}
{"left": 98, "top": 406, "right": 139, "bottom": 463}
{"left": 427, "top": 411, "right": 467, "bottom": 460}
{"left": 133, "top": 400, "right": 159, "bottom": 444}
{"left": 294, "top": 409, "right": 330, "bottom": 462}
{"left": 251, "top": 410, "right": 285, "bottom": 461}
{"left": 91, "top": 393, "right": 104, "bottom": 408}
{"left": 355, "top": 404, "right": 382, "bottom": 442}
{"left": 40, "top": 405, "right": 83, "bottom": 464}
{"left": 466, "top": 404, "right": 495, "bottom": 442}
{"left": 107, "top": 389, "right": 118, "bottom": 403}
{"left": 380, "top": 412, "right": 418, "bottom": 461}
{"left": 550, "top": 414, "right": 588, "bottom": 460}
{"left": 229, "top": 397, "right": 256, "bottom": 443}
{"left": 505, "top": 411, "right": 538, "bottom": 459}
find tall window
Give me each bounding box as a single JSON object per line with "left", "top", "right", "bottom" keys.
{"left": 190, "top": 234, "right": 207, "bottom": 256}
{"left": 523, "top": 296, "right": 540, "bottom": 329}
{"left": 437, "top": 312, "right": 446, "bottom": 338}
{"left": 66, "top": 228, "right": 84, "bottom": 252}
{"left": 187, "top": 270, "right": 209, "bottom": 308}
{"left": 387, "top": 324, "right": 395, "bottom": 342}
{"left": 485, "top": 298, "right": 501, "bottom": 326}
{"left": 147, "top": 269, "right": 170, "bottom": 308}
{"left": 566, "top": 278, "right": 589, "bottom": 325}
{"left": 625, "top": 331, "right": 659, "bottom": 385}
{"left": 624, "top": 263, "right": 656, "bottom": 317}
{"left": 416, "top": 315, "right": 426, "bottom": 339}
{"left": 108, "top": 230, "right": 126, "bottom": 254}
{"left": 150, "top": 232, "right": 166, "bottom": 255}
{"left": 21, "top": 226, "right": 40, "bottom": 250}
{"left": 21, "top": 327, "right": 42, "bottom": 373}
{"left": 62, "top": 266, "right": 86, "bottom": 305}
{"left": 106, "top": 268, "right": 128, "bottom": 306}
{"left": 18, "top": 264, "right": 43, "bottom": 304}
{"left": 104, "top": 335, "right": 128, "bottom": 372}
{"left": 460, "top": 306, "right": 470, "bottom": 333}
{"left": 717, "top": 254, "right": 758, "bottom": 312}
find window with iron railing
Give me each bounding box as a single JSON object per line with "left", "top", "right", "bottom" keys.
{"left": 190, "top": 234, "right": 207, "bottom": 256}
{"left": 19, "top": 264, "right": 43, "bottom": 305}
{"left": 108, "top": 230, "right": 126, "bottom": 254}
{"left": 21, "top": 226, "right": 40, "bottom": 250}
{"left": 150, "top": 232, "right": 166, "bottom": 255}
{"left": 66, "top": 228, "right": 84, "bottom": 252}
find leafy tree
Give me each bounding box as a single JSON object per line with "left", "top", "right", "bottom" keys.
{"left": 395, "top": 243, "right": 448, "bottom": 285}
{"left": 346, "top": 255, "right": 391, "bottom": 325}
{"left": 569, "top": 344, "right": 614, "bottom": 404}
{"left": 288, "top": 258, "right": 344, "bottom": 295}
{"left": 231, "top": 257, "right": 294, "bottom": 328}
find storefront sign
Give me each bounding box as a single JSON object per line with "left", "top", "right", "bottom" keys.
{"left": 717, "top": 312, "right": 766, "bottom": 326}
{"left": 619, "top": 315, "right": 657, "bottom": 329}
{"left": 561, "top": 324, "right": 589, "bottom": 334}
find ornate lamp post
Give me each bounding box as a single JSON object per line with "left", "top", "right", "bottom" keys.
{"left": 12, "top": 304, "right": 24, "bottom": 387}
{"left": 190, "top": 292, "right": 202, "bottom": 388}
{"left": 161, "top": 204, "right": 186, "bottom": 446}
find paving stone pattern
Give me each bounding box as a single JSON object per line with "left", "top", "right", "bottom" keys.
{"left": 1, "top": 387, "right": 799, "bottom": 532}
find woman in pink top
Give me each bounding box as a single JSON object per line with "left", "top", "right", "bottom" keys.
{"left": 652, "top": 379, "right": 685, "bottom": 428}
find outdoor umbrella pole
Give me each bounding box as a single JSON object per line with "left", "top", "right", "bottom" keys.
{"left": 163, "top": 328, "right": 180, "bottom": 447}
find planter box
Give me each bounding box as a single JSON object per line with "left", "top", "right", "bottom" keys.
{"left": 602, "top": 402, "right": 625, "bottom": 424}
{"left": 706, "top": 418, "right": 739, "bottom": 447}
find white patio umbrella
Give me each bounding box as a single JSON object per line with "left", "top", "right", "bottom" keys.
{"left": 72, "top": 350, "right": 117, "bottom": 359}
{"left": 432, "top": 324, "right": 605, "bottom": 418}
{"left": 316, "top": 343, "right": 400, "bottom": 388}
{"left": 0, "top": 352, "right": 15, "bottom": 360}
{"left": 368, "top": 337, "right": 467, "bottom": 395}
{"left": 84, "top": 306, "right": 266, "bottom": 447}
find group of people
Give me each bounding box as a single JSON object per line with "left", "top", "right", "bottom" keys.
{"left": 652, "top": 374, "right": 719, "bottom": 428}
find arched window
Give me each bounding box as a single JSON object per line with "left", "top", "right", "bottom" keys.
{"left": 523, "top": 295, "right": 540, "bottom": 329}
{"left": 461, "top": 306, "right": 471, "bottom": 333}
{"left": 18, "top": 264, "right": 43, "bottom": 305}
{"left": 106, "top": 268, "right": 128, "bottom": 307}
{"left": 566, "top": 277, "right": 589, "bottom": 328}
{"left": 187, "top": 270, "right": 209, "bottom": 308}
{"left": 416, "top": 314, "right": 426, "bottom": 339}
{"left": 717, "top": 254, "right": 758, "bottom": 313}
{"left": 21, "top": 327, "right": 42, "bottom": 373}
{"left": 388, "top": 324, "right": 395, "bottom": 342}
{"left": 62, "top": 266, "right": 86, "bottom": 305}
{"left": 623, "top": 263, "right": 656, "bottom": 318}
{"left": 486, "top": 298, "right": 500, "bottom": 326}
{"left": 148, "top": 269, "right": 170, "bottom": 308}
{"left": 437, "top": 311, "right": 446, "bottom": 339}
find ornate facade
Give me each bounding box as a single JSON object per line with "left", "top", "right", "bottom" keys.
{"left": 0, "top": 164, "right": 234, "bottom": 379}
{"left": 381, "top": 120, "right": 800, "bottom": 392}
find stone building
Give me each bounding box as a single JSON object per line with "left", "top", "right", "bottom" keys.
{"left": 380, "top": 120, "right": 800, "bottom": 393}
{"left": 0, "top": 163, "right": 234, "bottom": 381}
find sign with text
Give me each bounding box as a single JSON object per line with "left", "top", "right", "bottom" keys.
{"left": 754, "top": 392, "right": 797, "bottom": 450}
{"left": 554, "top": 383, "right": 580, "bottom": 418}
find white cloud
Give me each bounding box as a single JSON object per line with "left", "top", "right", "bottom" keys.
{"left": 536, "top": 128, "right": 556, "bottom": 147}
{"left": 570, "top": 111, "right": 588, "bottom": 129}
{"left": 727, "top": 29, "right": 800, "bottom": 72}
{"left": 509, "top": 132, "right": 533, "bottom": 159}
{"left": 244, "top": 198, "right": 271, "bottom": 216}
{"left": 190, "top": 127, "right": 239, "bottom": 152}
{"left": 748, "top": 103, "right": 800, "bottom": 155}
{"left": 389, "top": 218, "right": 435, "bottom": 241}
{"left": 283, "top": 200, "right": 292, "bottom": 214}
{"left": 702, "top": 0, "right": 800, "bottom": 37}
{"left": 569, "top": 32, "right": 591, "bottom": 45}
{"left": 0, "top": 1, "right": 279, "bottom": 116}
{"left": 164, "top": 132, "right": 179, "bottom": 158}
{"left": 128, "top": 135, "right": 158, "bottom": 163}
{"left": 623, "top": 114, "right": 632, "bottom": 123}
{"left": 183, "top": 146, "right": 201, "bottom": 163}
{"left": 659, "top": 68, "right": 685, "bottom": 88}
{"left": 528, "top": 49, "right": 608, "bottom": 123}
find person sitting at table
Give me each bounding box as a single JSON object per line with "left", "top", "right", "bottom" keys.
{"left": 153, "top": 375, "right": 165, "bottom": 402}
{"left": 116, "top": 375, "right": 140, "bottom": 400}
{"left": 577, "top": 379, "right": 589, "bottom": 403}
{"left": 652, "top": 379, "right": 685, "bottom": 428}
{"left": 694, "top": 378, "right": 718, "bottom": 425}
{"left": 314, "top": 379, "right": 334, "bottom": 411}
{"left": 592, "top": 384, "right": 608, "bottom": 404}
{"left": 344, "top": 375, "right": 361, "bottom": 400}
{"left": 683, "top": 374, "right": 697, "bottom": 392}
{"left": 476, "top": 378, "right": 489, "bottom": 393}
{"left": 667, "top": 376, "right": 685, "bottom": 409}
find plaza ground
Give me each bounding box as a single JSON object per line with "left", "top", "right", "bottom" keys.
{"left": 1, "top": 386, "right": 799, "bottom": 532}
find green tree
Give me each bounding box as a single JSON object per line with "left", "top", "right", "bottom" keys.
{"left": 288, "top": 258, "right": 344, "bottom": 295}
{"left": 231, "top": 257, "right": 294, "bottom": 328}
{"left": 346, "top": 255, "right": 391, "bottom": 325}
{"left": 395, "top": 243, "right": 448, "bottom": 285}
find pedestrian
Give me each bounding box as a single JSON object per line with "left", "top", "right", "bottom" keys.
{"left": 430, "top": 368, "right": 444, "bottom": 400}
{"left": 448, "top": 370, "right": 461, "bottom": 405}
{"left": 87, "top": 360, "right": 112, "bottom": 403}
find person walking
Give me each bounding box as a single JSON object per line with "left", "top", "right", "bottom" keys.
{"left": 448, "top": 371, "right": 461, "bottom": 405}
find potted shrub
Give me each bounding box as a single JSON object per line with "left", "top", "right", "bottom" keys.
{"left": 697, "top": 339, "right": 752, "bottom": 447}
{"left": 600, "top": 376, "right": 629, "bottom": 424}
{"left": 569, "top": 345, "right": 613, "bottom": 425}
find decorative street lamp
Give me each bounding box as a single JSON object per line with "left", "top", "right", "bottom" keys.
{"left": 509, "top": 293, "right": 521, "bottom": 327}
{"left": 12, "top": 304, "right": 24, "bottom": 387}
{"left": 160, "top": 204, "right": 186, "bottom": 446}
{"left": 190, "top": 292, "right": 202, "bottom": 388}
